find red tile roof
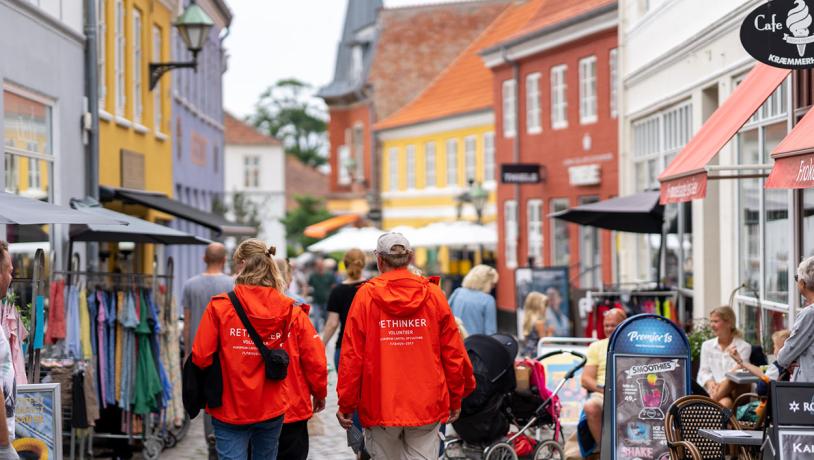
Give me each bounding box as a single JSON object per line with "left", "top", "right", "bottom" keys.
{"left": 285, "top": 155, "right": 330, "bottom": 211}
{"left": 375, "top": 0, "right": 543, "bottom": 131}
{"left": 224, "top": 112, "right": 281, "bottom": 146}
{"left": 504, "top": 0, "right": 615, "bottom": 44}
{"left": 367, "top": 0, "right": 509, "bottom": 120}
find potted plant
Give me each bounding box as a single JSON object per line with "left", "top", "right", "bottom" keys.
{"left": 688, "top": 319, "right": 714, "bottom": 382}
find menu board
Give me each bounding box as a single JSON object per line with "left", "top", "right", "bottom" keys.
{"left": 779, "top": 430, "right": 814, "bottom": 459}
{"left": 614, "top": 356, "right": 686, "bottom": 460}
{"left": 13, "top": 383, "right": 61, "bottom": 460}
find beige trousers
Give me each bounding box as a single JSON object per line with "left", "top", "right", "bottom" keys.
{"left": 364, "top": 423, "right": 440, "bottom": 460}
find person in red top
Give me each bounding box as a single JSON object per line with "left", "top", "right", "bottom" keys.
{"left": 274, "top": 257, "right": 328, "bottom": 460}
{"left": 336, "top": 232, "right": 475, "bottom": 459}
{"left": 192, "top": 239, "right": 297, "bottom": 460}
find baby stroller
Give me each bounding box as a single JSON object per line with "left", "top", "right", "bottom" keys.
{"left": 446, "top": 334, "right": 586, "bottom": 460}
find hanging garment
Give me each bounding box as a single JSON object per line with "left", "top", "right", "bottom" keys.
{"left": 134, "top": 290, "right": 162, "bottom": 415}
{"left": 105, "top": 291, "right": 117, "bottom": 406}
{"left": 83, "top": 362, "right": 100, "bottom": 424}
{"left": 87, "top": 291, "right": 98, "bottom": 357}
{"left": 145, "top": 291, "right": 171, "bottom": 407}
{"left": 66, "top": 285, "right": 81, "bottom": 359}
{"left": 115, "top": 291, "right": 124, "bottom": 403}
{"left": 96, "top": 291, "right": 108, "bottom": 408}
{"left": 119, "top": 291, "right": 139, "bottom": 410}
{"left": 71, "top": 371, "right": 89, "bottom": 429}
{"left": 79, "top": 289, "right": 92, "bottom": 359}
{"left": 1, "top": 301, "right": 28, "bottom": 385}
{"left": 45, "top": 279, "right": 66, "bottom": 344}
{"left": 159, "top": 291, "right": 184, "bottom": 426}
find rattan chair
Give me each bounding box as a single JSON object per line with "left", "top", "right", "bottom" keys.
{"left": 664, "top": 395, "right": 754, "bottom": 460}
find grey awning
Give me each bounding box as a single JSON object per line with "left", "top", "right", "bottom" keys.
{"left": 0, "top": 192, "right": 126, "bottom": 226}
{"left": 100, "top": 186, "right": 255, "bottom": 236}
{"left": 550, "top": 191, "right": 665, "bottom": 234}
{"left": 69, "top": 200, "right": 210, "bottom": 245}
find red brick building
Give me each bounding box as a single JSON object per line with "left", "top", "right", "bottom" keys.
{"left": 481, "top": 0, "right": 618, "bottom": 313}
{"left": 318, "top": 0, "right": 508, "bottom": 221}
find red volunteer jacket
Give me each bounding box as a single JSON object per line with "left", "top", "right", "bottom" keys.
{"left": 192, "top": 284, "right": 294, "bottom": 425}
{"left": 283, "top": 303, "right": 328, "bottom": 423}
{"left": 336, "top": 269, "right": 475, "bottom": 427}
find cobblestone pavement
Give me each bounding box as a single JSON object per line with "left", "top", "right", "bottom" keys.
{"left": 161, "top": 338, "right": 355, "bottom": 460}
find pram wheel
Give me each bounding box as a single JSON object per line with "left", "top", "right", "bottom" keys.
{"left": 484, "top": 442, "right": 518, "bottom": 460}
{"left": 532, "top": 440, "right": 563, "bottom": 460}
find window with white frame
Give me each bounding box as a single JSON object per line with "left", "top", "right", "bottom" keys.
{"left": 550, "top": 198, "right": 570, "bottom": 267}
{"left": 464, "top": 136, "right": 477, "bottom": 182}
{"left": 3, "top": 89, "right": 54, "bottom": 201}
{"left": 579, "top": 196, "right": 601, "bottom": 288}
{"left": 484, "top": 132, "right": 495, "bottom": 182}
{"left": 243, "top": 155, "right": 260, "bottom": 188}
{"left": 338, "top": 145, "right": 351, "bottom": 185}
{"left": 115, "top": 0, "right": 125, "bottom": 116}
{"left": 153, "top": 25, "right": 162, "bottom": 132}
{"left": 610, "top": 48, "right": 618, "bottom": 118}
{"left": 527, "top": 199, "right": 543, "bottom": 266}
{"left": 424, "top": 142, "right": 436, "bottom": 187}
{"left": 504, "top": 200, "right": 518, "bottom": 268}
{"left": 406, "top": 144, "right": 416, "bottom": 189}
{"left": 97, "top": 0, "right": 106, "bottom": 110}
{"left": 133, "top": 9, "right": 143, "bottom": 124}
{"left": 632, "top": 102, "right": 693, "bottom": 283}
{"left": 736, "top": 80, "right": 790, "bottom": 350}
{"left": 502, "top": 79, "right": 516, "bottom": 137}
{"left": 526, "top": 73, "right": 541, "bottom": 134}
{"left": 446, "top": 139, "right": 458, "bottom": 187}
{"left": 579, "top": 56, "right": 597, "bottom": 124}
{"left": 389, "top": 148, "right": 399, "bottom": 191}
{"left": 551, "top": 65, "right": 567, "bottom": 129}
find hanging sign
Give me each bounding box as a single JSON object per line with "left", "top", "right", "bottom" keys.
{"left": 501, "top": 164, "right": 543, "bottom": 184}
{"left": 741, "top": 0, "right": 814, "bottom": 69}
{"left": 600, "top": 314, "right": 691, "bottom": 460}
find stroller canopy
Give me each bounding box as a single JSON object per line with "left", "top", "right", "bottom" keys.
{"left": 462, "top": 334, "right": 517, "bottom": 413}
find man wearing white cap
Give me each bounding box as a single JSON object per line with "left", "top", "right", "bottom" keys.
{"left": 336, "top": 233, "right": 475, "bottom": 459}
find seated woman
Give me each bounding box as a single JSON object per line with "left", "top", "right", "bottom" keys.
{"left": 696, "top": 306, "right": 751, "bottom": 408}
{"left": 519, "top": 292, "right": 548, "bottom": 357}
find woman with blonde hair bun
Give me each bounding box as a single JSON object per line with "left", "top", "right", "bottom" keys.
{"left": 449, "top": 265, "right": 499, "bottom": 335}
{"left": 192, "top": 239, "right": 316, "bottom": 459}
{"left": 520, "top": 292, "right": 548, "bottom": 357}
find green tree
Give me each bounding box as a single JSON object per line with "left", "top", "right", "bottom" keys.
{"left": 282, "top": 195, "right": 332, "bottom": 255}
{"left": 250, "top": 79, "right": 327, "bottom": 168}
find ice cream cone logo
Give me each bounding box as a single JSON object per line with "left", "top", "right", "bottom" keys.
{"left": 787, "top": 0, "right": 814, "bottom": 56}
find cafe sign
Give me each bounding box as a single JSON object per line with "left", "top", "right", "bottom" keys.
{"left": 741, "top": 0, "right": 814, "bottom": 69}
{"left": 501, "top": 163, "right": 543, "bottom": 184}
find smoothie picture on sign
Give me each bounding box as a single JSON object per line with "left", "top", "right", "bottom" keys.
{"left": 638, "top": 373, "right": 668, "bottom": 420}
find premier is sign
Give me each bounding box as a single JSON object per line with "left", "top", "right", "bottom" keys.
{"left": 741, "top": 0, "right": 814, "bottom": 69}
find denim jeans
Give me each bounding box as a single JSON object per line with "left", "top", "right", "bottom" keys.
{"left": 212, "top": 415, "right": 284, "bottom": 460}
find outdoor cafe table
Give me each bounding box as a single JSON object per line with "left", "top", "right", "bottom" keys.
{"left": 725, "top": 371, "right": 761, "bottom": 385}
{"left": 697, "top": 429, "right": 764, "bottom": 446}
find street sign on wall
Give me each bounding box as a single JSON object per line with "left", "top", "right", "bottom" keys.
{"left": 600, "top": 314, "right": 691, "bottom": 460}
{"left": 501, "top": 163, "right": 543, "bottom": 184}
{"left": 741, "top": 0, "right": 814, "bottom": 69}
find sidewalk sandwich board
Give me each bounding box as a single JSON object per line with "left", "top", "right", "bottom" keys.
{"left": 600, "top": 314, "right": 691, "bottom": 460}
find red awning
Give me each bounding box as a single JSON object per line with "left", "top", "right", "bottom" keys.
{"left": 658, "top": 63, "right": 790, "bottom": 204}
{"left": 304, "top": 214, "right": 361, "bottom": 239}
{"left": 766, "top": 106, "right": 814, "bottom": 189}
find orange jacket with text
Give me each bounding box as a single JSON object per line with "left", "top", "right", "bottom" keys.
{"left": 337, "top": 269, "right": 475, "bottom": 427}
{"left": 282, "top": 302, "right": 328, "bottom": 423}
{"left": 192, "top": 284, "right": 294, "bottom": 425}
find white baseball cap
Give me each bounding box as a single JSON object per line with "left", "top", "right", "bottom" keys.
{"left": 376, "top": 232, "right": 412, "bottom": 255}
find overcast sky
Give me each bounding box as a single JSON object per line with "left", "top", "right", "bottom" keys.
{"left": 223, "top": 0, "right": 472, "bottom": 118}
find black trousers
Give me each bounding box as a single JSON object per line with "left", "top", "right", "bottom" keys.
{"left": 277, "top": 420, "right": 309, "bottom": 460}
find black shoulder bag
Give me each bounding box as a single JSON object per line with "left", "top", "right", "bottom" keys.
{"left": 227, "top": 291, "right": 291, "bottom": 381}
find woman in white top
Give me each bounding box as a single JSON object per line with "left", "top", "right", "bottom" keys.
{"left": 697, "top": 305, "right": 751, "bottom": 408}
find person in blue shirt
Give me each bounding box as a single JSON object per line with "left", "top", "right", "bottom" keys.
{"left": 449, "top": 265, "right": 499, "bottom": 335}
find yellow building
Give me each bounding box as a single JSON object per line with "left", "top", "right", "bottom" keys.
{"left": 97, "top": 0, "right": 175, "bottom": 269}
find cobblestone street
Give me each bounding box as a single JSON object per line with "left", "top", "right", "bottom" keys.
{"left": 161, "top": 340, "right": 354, "bottom": 460}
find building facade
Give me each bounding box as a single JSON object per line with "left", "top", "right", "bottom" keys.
{"left": 483, "top": 0, "right": 618, "bottom": 313}
{"left": 0, "top": 0, "right": 86, "bottom": 272}
{"left": 169, "top": 0, "right": 232, "bottom": 292}
{"left": 223, "top": 113, "right": 286, "bottom": 255}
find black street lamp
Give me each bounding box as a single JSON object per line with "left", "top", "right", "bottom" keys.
{"left": 149, "top": 1, "right": 214, "bottom": 90}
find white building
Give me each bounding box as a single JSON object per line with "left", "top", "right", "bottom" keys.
{"left": 619, "top": 0, "right": 797, "bottom": 347}
{"left": 224, "top": 113, "right": 286, "bottom": 255}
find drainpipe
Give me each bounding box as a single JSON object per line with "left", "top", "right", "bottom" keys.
{"left": 84, "top": 0, "right": 99, "bottom": 271}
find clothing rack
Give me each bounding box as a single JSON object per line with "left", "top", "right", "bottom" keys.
{"left": 583, "top": 289, "right": 682, "bottom": 338}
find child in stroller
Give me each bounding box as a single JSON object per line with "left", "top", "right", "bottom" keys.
{"left": 445, "top": 334, "right": 586, "bottom": 460}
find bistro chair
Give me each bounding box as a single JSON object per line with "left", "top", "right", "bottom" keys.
{"left": 664, "top": 395, "right": 753, "bottom": 460}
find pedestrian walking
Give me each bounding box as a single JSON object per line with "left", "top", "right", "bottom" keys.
{"left": 336, "top": 232, "right": 475, "bottom": 459}
{"left": 274, "top": 257, "right": 328, "bottom": 460}
{"left": 181, "top": 242, "right": 234, "bottom": 459}
{"left": 449, "top": 265, "right": 499, "bottom": 336}
{"left": 308, "top": 258, "right": 336, "bottom": 331}
{"left": 0, "top": 242, "right": 18, "bottom": 460}
{"left": 190, "top": 239, "right": 301, "bottom": 460}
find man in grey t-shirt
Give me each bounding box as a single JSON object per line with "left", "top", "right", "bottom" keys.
{"left": 181, "top": 242, "right": 233, "bottom": 459}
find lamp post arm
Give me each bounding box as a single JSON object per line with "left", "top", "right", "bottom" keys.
{"left": 149, "top": 60, "right": 197, "bottom": 90}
